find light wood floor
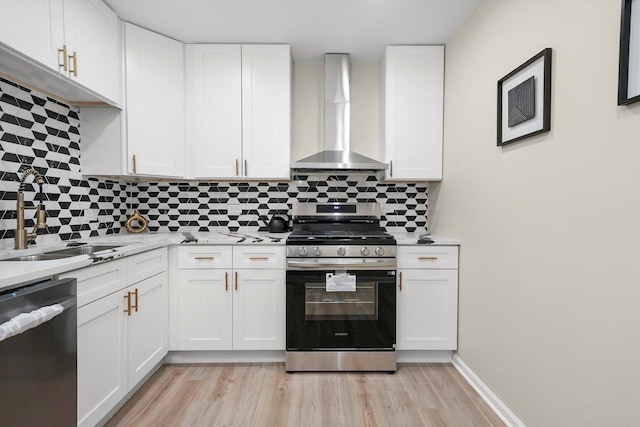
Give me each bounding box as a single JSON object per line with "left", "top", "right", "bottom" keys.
{"left": 106, "top": 363, "right": 505, "bottom": 427}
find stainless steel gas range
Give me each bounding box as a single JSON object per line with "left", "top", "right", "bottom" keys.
{"left": 285, "top": 202, "right": 397, "bottom": 372}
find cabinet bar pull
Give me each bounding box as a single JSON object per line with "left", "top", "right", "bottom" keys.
{"left": 225, "top": 272, "right": 229, "bottom": 291}
{"left": 235, "top": 271, "right": 238, "bottom": 291}
{"left": 124, "top": 292, "right": 132, "bottom": 316}
{"left": 235, "top": 159, "right": 239, "bottom": 176}
{"left": 418, "top": 256, "right": 438, "bottom": 261}
{"left": 390, "top": 160, "right": 393, "bottom": 178}
{"left": 132, "top": 154, "right": 137, "bottom": 173}
{"left": 68, "top": 51, "right": 78, "bottom": 76}
{"left": 244, "top": 160, "right": 248, "bottom": 177}
{"left": 194, "top": 256, "right": 214, "bottom": 260}
{"left": 132, "top": 288, "right": 139, "bottom": 312}
{"left": 399, "top": 272, "right": 402, "bottom": 291}
{"left": 58, "top": 45, "right": 68, "bottom": 71}
{"left": 249, "top": 256, "right": 269, "bottom": 261}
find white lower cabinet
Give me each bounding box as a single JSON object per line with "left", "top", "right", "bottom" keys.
{"left": 177, "top": 246, "right": 285, "bottom": 351}
{"left": 396, "top": 246, "right": 459, "bottom": 350}
{"left": 77, "top": 284, "right": 127, "bottom": 427}
{"left": 62, "top": 248, "right": 168, "bottom": 427}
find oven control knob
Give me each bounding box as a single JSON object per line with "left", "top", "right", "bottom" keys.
{"left": 375, "top": 247, "right": 385, "bottom": 256}
{"left": 360, "top": 247, "right": 370, "bottom": 256}
{"left": 337, "top": 246, "right": 346, "bottom": 256}
{"left": 313, "top": 247, "right": 322, "bottom": 256}
{"left": 299, "top": 247, "right": 308, "bottom": 257}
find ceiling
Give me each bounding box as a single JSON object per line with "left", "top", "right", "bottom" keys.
{"left": 104, "top": 0, "right": 480, "bottom": 62}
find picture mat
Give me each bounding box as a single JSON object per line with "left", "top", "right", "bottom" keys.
{"left": 501, "top": 56, "right": 545, "bottom": 142}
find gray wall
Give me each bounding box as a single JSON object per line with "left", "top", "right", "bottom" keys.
{"left": 433, "top": 0, "right": 640, "bottom": 425}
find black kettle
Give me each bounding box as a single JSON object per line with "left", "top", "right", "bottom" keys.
{"left": 264, "top": 214, "right": 289, "bottom": 233}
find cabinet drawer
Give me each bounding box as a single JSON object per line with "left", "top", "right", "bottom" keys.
{"left": 397, "top": 246, "right": 459, "bottom": 269}
{"left": 60, "top": 258, "right": 128, "bottom": 308}
{"left": 232, "top": 246, "right": 285, "bottom": 269}
{"left": 128, "top": 248, "right": 167, "bottom": 284}
{"left": 178, "top": 246, "right": 232, "bottom": 269}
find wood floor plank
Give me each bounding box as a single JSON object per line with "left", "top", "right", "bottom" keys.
{"left": 105, "top": 363, "right": 505, "bottom": 427}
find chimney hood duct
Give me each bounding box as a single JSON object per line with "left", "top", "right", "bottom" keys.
{"left": 291, "top": 53, "right": 388, "bottom": 175}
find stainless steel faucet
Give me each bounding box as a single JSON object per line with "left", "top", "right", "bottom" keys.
{"left": 14, "top": 167, "right": 47, "bottom": 249}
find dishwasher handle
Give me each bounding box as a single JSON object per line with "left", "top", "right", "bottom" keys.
{"left": 0, "top": 298, "right": 74, "bottom": 343}
{"left": 0, "top": 277, "right": 76, "bottom": 342}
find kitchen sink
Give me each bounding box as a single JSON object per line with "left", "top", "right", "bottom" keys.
{"left": 2, "top": 243, "right": 131, "bottom": 261}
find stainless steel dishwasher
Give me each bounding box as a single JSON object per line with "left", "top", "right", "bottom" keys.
{"left": 0, "top": 277, "right": 77, "bottom": 427}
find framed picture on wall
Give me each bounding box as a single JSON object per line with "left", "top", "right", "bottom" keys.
{"left": 497, "top": 48, "right": 552, "bottom": 146}
{"left": 618, "top": 0, "right": 640, "bottom": 105}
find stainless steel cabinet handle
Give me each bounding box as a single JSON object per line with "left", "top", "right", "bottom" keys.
{"left": 399, "top": 272, "right": 403, "bottom": 291}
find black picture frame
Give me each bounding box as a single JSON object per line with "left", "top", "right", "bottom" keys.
{"left": 618, "top": 0, "right": 640, "bottom": 105}
{"left": 497, "top": 48, "right": 552, "bottom": 146}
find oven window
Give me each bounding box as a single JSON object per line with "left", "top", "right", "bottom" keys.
{"left": 304, "top": 282, "right": 377, "bottom": 321}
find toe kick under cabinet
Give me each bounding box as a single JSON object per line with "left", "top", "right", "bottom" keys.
{"left": 397, "top": 245, "right": 459, "bottom": 350}
{"left": 60, "top": 248, "right": 168, "bottom": 427}
{"left": 177, "top": 246, "right": 286, "bottom": 351}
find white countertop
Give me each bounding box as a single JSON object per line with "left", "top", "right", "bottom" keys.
{"left": 0, "top": 230, "right": 457, "bottom": 291}
{"left": 0, "top": 230, "right": 288, "bottom": 290}
{"left": 392, "top": 232, "right": 461, "bottom": 246}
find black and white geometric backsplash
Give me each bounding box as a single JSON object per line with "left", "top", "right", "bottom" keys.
{"left": 129, "top": 176, "right": 428, "bottom": 234}
{"left": 0, "top": 77, "right": 127, "bottom": 245}
{"left": 0, "top": 76, "right": 428, "bottom": 246}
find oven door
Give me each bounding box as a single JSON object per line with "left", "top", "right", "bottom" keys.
{"left": 286, "top": 264, "right": 396, "bottom": 350}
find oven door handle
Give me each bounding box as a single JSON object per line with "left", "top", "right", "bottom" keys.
{"left": 287, "top": 259, "right": 397, "bottom": 270}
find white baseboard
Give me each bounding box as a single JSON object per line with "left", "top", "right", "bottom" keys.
{"left": 165, "top": 350, "right": 454, "bottom": 364}
{"left": 396, "top": 350, "right": 452, "bottom": 363}
{"left": 165, "top": 350, "right": 286, "bottom": 364}
{"left": 451, "top": 354, "right": 525, "bottom": 427}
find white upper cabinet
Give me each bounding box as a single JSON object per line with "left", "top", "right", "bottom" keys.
{"left": 241, "top": 45, "right": 291, "bottom": 179}
{"left": 0, "top": 0, "right": 65, "bottom": 69}
{"left": 186, "top": 44, "right": 291, "bottom": 179}
{"left": 381, "top": 45, "right": 444, "bottom": 181}
{"left": 62, "top": 0, "right": 121, "bottom": 103}
{"left": 125, "top": 23, "right": 185, "bottom": 177}
{"left": 0, "top": 0, "right": 121, "bottom": 104}
{"left": 186, "top": 44, "right": 242, "bottom": 178}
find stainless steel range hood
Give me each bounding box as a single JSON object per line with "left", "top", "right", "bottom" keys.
{"left": 291, "top": 54, "right": 388, "bottom": 174}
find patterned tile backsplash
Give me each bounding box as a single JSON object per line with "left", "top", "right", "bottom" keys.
{"left": 0, "top": 76, "right": 428, "bottom": 246}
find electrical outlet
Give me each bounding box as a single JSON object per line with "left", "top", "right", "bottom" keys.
{"left": 83, "top": 209, "right": 99, "bottom": 223}
{"left": 227, "top": 203, "right": 241, "bottom": 215}
{"left": 380, "top": 203, "right": 394, "bottom": 214}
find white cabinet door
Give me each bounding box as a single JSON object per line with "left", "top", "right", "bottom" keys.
{"left": 178, "top": 269, "right": 233, "bottom": 350}
{"left": 127, "top": 271, "right": 168, "bottom": 386}
{"left": 186, "top": 44, "right": 242, "bottom": 178}
{"left": 125, "top": 23, "right": 184, "bottom": 177}
{"left": 382, "top": 46, "right": 444, "bottom": 181}
{"left": 0, "top": 0, "right": 64, "bottom": 72}
{"left": 62, "top": 0, "right": 120, "bottom": 103}
{"left": 397, "top": 269, "right": 458, "bottom": 350}
{"left": 241, "top": 45, "right": 291, "bottom": 179}
{"left": 77, "top": 290, "right": 127, "bottom": 427}
{"left": 233, "top": 269, "right": 285, "bottom": 350}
